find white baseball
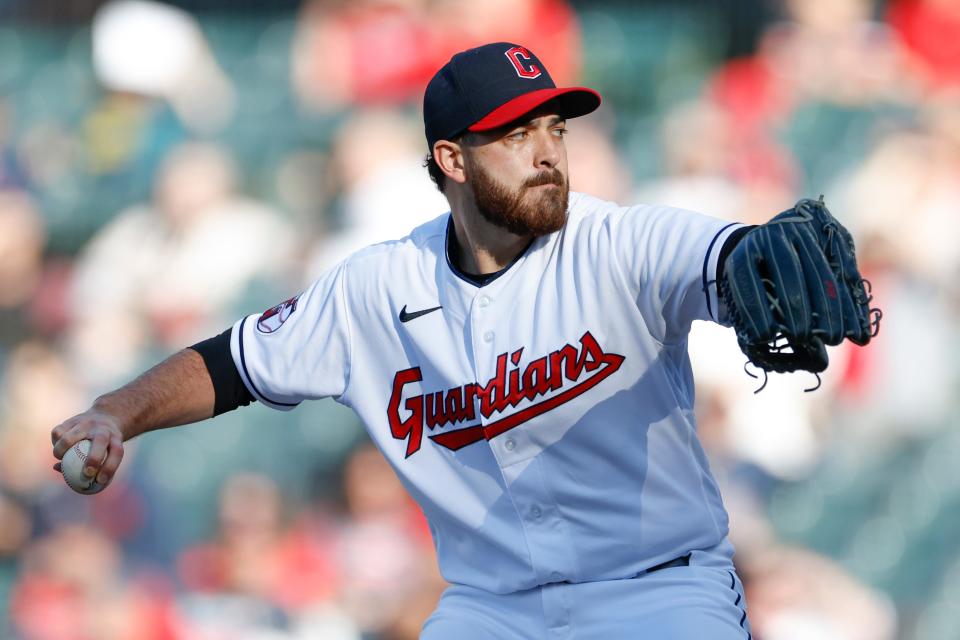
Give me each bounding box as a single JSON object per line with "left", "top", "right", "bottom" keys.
{"left": 61, "top": 440, "right": 107, "bottom": 495}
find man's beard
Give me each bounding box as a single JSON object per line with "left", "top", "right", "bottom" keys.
{"left": 465, "top": 156, "right": 569, "bottom": 237}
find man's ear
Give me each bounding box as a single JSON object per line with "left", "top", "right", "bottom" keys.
{"left": 433, "top": 139, "right": 468, "bottom": 186}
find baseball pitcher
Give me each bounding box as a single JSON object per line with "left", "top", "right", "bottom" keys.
{"left": 52, "top": 43, "right": 879, "bottom": 638}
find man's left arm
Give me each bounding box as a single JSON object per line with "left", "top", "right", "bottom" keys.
{"left": 603, "top": 201, "right": 752, "bottom": 344}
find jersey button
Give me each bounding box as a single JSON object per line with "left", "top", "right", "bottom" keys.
{"left": 483, "top": 331, "right": 494, "bottom": 343}
{"left": 478, "top": 295, "right": 491, "bottom": 308}
{"left": 504, "top": 438, "right": 515, "bottom": 451}
{"left": 530, "top": 506, "right": 541, "bottom": 519}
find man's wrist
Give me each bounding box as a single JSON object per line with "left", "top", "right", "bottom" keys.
{"left": 90, "top": 395, "right": 136, "bottom": 441}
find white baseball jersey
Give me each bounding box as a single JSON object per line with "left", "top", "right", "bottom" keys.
{"left": 231, "top": 191, "right": 745, "bottom": 595}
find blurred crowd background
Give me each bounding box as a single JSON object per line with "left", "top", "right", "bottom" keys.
{"left": 0, "top": 0, "right": 958, "bottom": 638}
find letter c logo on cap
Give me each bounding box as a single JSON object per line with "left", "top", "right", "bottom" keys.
{"left": 505, "top": 46, "right": 542, "bottom": 79}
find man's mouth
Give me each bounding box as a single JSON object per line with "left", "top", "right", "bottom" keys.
{"left": 524, "top": 170, "right": 564, "bottom": 189}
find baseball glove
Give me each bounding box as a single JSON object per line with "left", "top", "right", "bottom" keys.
{"left": 720, "top": 196, "right": 881, "bottom": 390}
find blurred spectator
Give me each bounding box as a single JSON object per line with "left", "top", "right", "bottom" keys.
{"left": 178, "top": 473, "right": 289, "bottom": 600}
{"left": 9, "top": 524, "right": 182, "bottom": 640}
{"left": 635, "top": 99, "right": 741, "bottom": 216}
{"left": 565, "top": 114, "right": 633, "bottom": 203}
{"left": 177, "top": 472, "right": 340, "bottom": 637}
{"left": 291, "top": 0, "right": 581, "bottom": 112}
{"left": 739, "top": 544, "right": 897, "bottom": 640}
{"left": 825, "top": 117, "right": 960, "bottom": 442}
{"left": 0, "top": 341, "right": 86, "bottom": 496}
{"left": 633, "top": 98, "right": 795, "bottom": 222}
{"left": 0, "top": 491, "right": 32, "bottom": 637}
{"left": 0, "top": 492, "right": 31, "bottom": 559}
{"left": 764, "top": 0, "right": 908, "bottom": 106}
{"left": 0, "top": 190, "right": 45, "bottom": 325}
{"left": 430, "top": 0, "right": 582, "bottom": 84}
{"left": 329, "top": 442, "right": 440, "bottom": 638}
{"left": 66, "top": 141, "right": 295, "bottom": 386}
{"left": 67, "top": 0, "right": 236, "bottom": 228}
{"left": 887, "top": 0, "right": 960, "bottom": 92}
{"left": 710, "top": 0, "right": 908, "bottom": 132}
{"left": 93, "top": 0, "right": 235, "bottom": 135}
{"left": 174, "top": 446, "right": 443, "bottom": 639}
{"left": 705, "top": 0, "right": 911, "bottom": 195}
{"left": 837, "top": 124, "right": 960, "bottom": 290}
{"left": 291, "top": 0, "right": 440, "bottom": 111}
{"left": 305, "top": 109, "right": 448, "bottom": 275}
{"left": 79, "top": 91, "right": 187, "bottom": 221}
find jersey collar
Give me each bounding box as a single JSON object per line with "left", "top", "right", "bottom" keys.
{"left": 444, "top": 216, "right": 535, "bottom": 288}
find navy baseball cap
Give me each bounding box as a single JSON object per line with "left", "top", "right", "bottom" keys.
{"left": 424, "top": 42, "right": 601, "bottom": 149}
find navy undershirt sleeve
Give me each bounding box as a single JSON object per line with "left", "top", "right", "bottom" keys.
{"left": 189, "top": 328, "right": 255, "bottom": 416}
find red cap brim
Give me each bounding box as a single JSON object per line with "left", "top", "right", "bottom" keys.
{"left": 467, "top": 87, "right": 602, "bottom": 132}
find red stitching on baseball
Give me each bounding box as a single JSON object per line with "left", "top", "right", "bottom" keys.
{"left": 63, "top": 442, "right": 100, "bottom": 492}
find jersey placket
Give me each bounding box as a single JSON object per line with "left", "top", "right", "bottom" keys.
{"left": 467, "top": 286, "right": 581, "bottom": 587}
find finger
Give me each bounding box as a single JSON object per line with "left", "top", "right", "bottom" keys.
{"left": 725, "top": 235, "right": 777, "bottom": 343}
{"left": 52, "top": 419, "right": 91, "bottom": 460}
{"left": 763, "top": 226, "right": 811, "bottom": 340}
{"left": 51, "top": 415, "right": 79, "bottom": 448}
{"left": 96, "top": 436, "right": 125, "bottom": 485}
{"left": 53, "top": 462, "right": 62, "bottom": 473}
{"left": 809, "top": 206, "right": 875, "bottom": 344}
{"left": 84, "top": 430, "right": 112, "bottom": 478}
{"left": 791, "top": 229, "right": 845, "bottom": 345}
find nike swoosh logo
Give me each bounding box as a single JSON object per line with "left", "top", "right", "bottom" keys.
{"left": 399, "top": 304, "right": 442, "bottom": 323}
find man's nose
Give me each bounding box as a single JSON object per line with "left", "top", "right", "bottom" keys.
{"left": 534, "top": 131, "right": 560, "bottom": 168}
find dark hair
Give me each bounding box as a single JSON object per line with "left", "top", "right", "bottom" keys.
{"left": 424, "top": 151, "right": 446, "bottom": 193}
{"left": 423, "top": 132, "right": 474, "bottom": 193}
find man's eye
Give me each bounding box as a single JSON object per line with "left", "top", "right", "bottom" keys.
{"left": 508, "top": 131, "right": 527, "bottom": 141}
{"left": 552, "top": 128, "right": 568, "bottom": 137}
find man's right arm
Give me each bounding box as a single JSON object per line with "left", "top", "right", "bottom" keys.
{"left": 51, "top": 346, "right": 218, "bottom": 489}
{"left": 53, "top": 261, "right": 354, "bottom": 490}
